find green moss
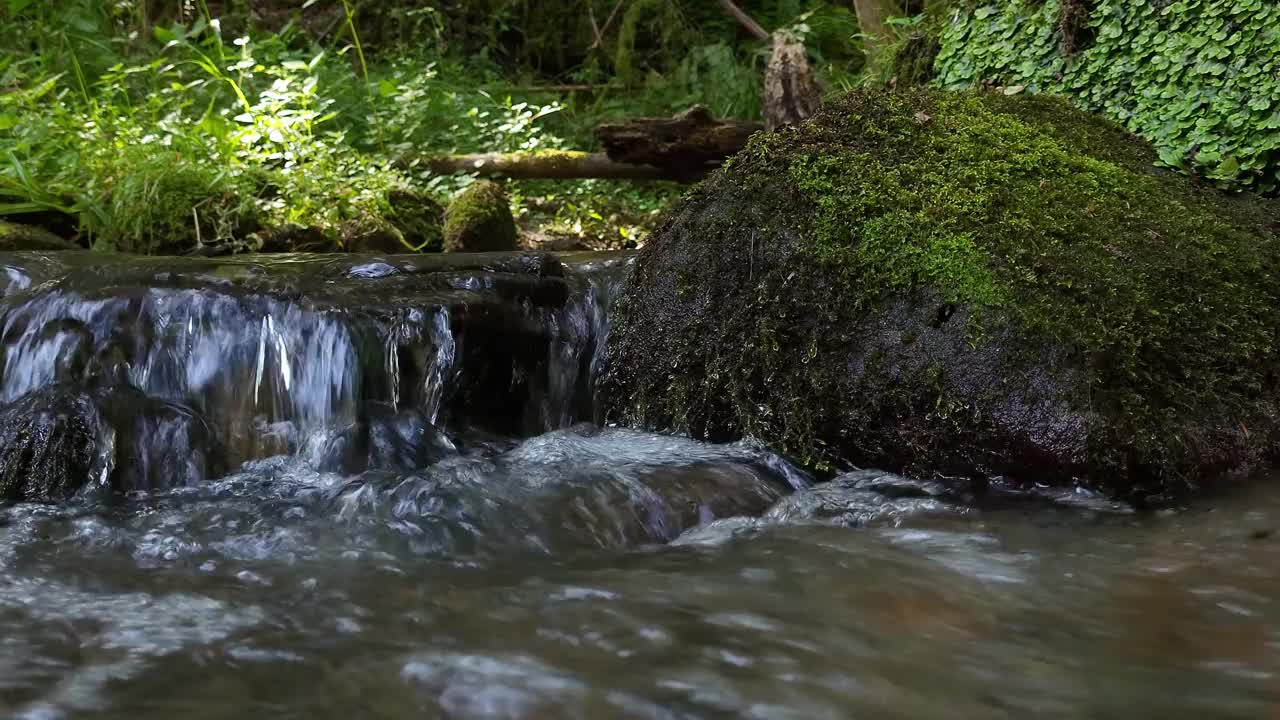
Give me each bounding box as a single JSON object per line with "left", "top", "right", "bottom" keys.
{"left": 607, "top": 87, "right": 1280, "bottom": 495}
{"left": 90, "top": 146, "right": 260, "bottom": 255}
{"left": 443, "top": 180, "right": 518, "bottom": 253}
{"left": 783, "top": 89, "right": 1278, "bottom": 469}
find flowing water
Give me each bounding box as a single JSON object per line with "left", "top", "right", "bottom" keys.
{"left": 1, "top": 250, "right": 1279, "bottom": 719}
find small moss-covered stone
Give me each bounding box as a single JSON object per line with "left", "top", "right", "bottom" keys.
{"left": 389, "top": 189, "right": 446, "bottom": 252}
{"left": 0, "top": 220, "right": 80, "bottom": 252}
{"left": 342, "top": 191, "right": 446, "bottom": 254}
{"left": 604, "top": 88, "right": 1280, "bottom": 499}
{"left": 443, "top": 181, "right": 518, "bottom": 253}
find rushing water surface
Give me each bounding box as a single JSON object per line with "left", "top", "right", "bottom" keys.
{"left": 1, "top": 251, "right": 1279, "bottom": 719}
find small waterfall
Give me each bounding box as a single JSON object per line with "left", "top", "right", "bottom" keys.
{"left": 0, "top": 251, "right": 634, "bottom": 499}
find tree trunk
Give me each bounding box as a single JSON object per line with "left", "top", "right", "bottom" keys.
{"left": 853, "top": 0, "right": 904, "bottom": 51}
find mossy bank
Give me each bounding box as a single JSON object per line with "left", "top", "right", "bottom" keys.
{"left": 603, "top": 88, "right": 1280, "bottom": 499}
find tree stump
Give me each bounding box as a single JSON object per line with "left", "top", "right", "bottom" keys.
{"left": 763, "top": 32, "right": 821, "bottom": 131}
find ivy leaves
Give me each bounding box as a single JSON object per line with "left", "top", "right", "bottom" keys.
{"left": 935, "top": 0, "right": 1280, "bottom": 194}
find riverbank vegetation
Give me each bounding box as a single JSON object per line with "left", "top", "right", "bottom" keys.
{"left": 0, "top": 0, "right": 867, "bottom": 253}
{"left": 2, "top": 1, "right": 1275, "bottom": 256}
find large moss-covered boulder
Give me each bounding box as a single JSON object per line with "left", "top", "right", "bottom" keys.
{"left": 604, "top": 88, "right": 1280, "bottom": 499}
{"left": 443, "top": 181, "right": 518, "bottom": 253}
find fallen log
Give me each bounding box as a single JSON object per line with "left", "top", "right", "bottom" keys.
{"left": 413, "top": 151, "right": 670, "bottom": 181}
{"left": 595, "top": 106, "right": 762, "bottom": 178}
{"left": 411, "top": 109, "right": 763, "bottom": 183}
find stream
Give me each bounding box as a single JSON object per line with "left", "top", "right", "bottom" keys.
{"left": 1, "top": 251, "right": 1278, "bottom": 719}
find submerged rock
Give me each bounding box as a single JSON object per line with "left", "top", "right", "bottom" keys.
{"left": 673, "top": 467, "right": 1134, "bottom": 547}
{"left": 316, "top": 402, "right": 458, "bottom": 474}
{"left": 443, "top": 181, "right": 518, "bottom": 253}
{"left": 330, "top": 426, "right": 804, "bottom": 556}
{"left": 762, "top": 471, "right": 965, "bottom": 528}
{"left": 605, "top": 88, "right": 1280, "bottom": 498}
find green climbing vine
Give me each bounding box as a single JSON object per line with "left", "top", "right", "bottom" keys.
{"left": 934, "top": 0, "right": 1280, "bottom": 194}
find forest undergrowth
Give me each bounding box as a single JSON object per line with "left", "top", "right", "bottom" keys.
{"left": 0, "top": 0, "right": 868, "bottom": 253}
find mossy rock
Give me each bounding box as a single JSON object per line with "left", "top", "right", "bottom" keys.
{"left": 0, "top": 220, "right": 80, "bottom": 252}
{"left": 603, "top": 88, "right": 1280, "bottom": 500}
{"left": 389, "top": 189, "right": 446, "bottom": 252}
{"left": 443, "top": 181, "right": 518, "bottom": 253}
{"left": 343, "top": 190, "right": 446, "bottom": 254}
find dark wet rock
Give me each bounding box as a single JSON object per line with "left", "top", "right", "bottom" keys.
{"left": 0, "top": 220, "right": 80, "bottom": 252}
{"left": 444, "top": 181, "right": 518, "bottom": 253}
{"left": 363, "top": 407, "right": 457, "bottom": 472}
{"left": 98, "top": 385, "right": 219, "bottom": 493}
{"left": 604, "top": 88, "right": 1280, "bottom": 498}
{"left": 0, "top": 385, "right": 99, "bottom": 502}
{"left": 317, "top": 402, "right": 457, "bottom": 475}
{"left": 0, "top": 384, "right": 215, "bottom": 502}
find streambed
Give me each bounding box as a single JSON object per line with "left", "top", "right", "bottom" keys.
{"left": 0, "top": 251, "right": 1275, "bottom": 719}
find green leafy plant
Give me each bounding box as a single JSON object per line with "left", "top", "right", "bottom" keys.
{"left": 934, "top": 0, "right": 1280, "bottom": 194}
{"left": 0, "top": 5, "right": 423, "bottom": 251}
